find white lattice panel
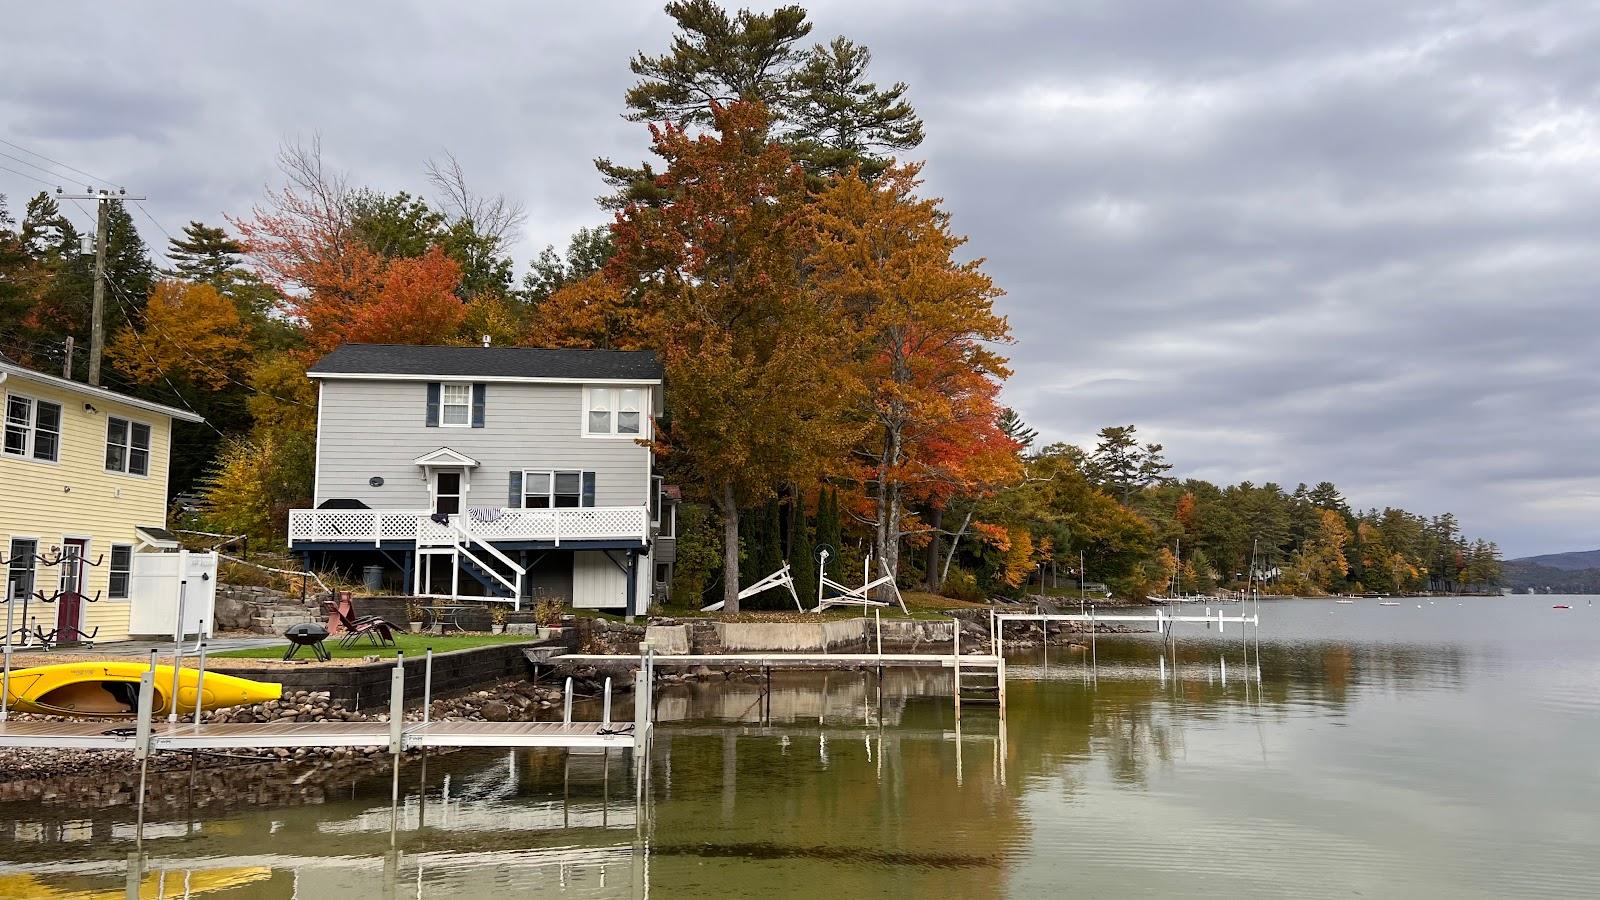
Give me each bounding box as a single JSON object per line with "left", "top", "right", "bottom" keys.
{"left": 291, "top": 506, "right": 648, "bottom": 544}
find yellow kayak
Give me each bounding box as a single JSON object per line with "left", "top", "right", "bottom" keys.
{"left": 2, "top": 663, "right": 282, "bottom": 717}
{"left": 0, "top": 866, "right": 271, "bottom": 899}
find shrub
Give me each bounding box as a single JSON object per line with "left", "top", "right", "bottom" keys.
{"left": 942, "top": 568, "right": 985, "bottom": 602}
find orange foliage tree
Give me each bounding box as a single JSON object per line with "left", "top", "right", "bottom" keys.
{"left": 231, "top": 145, "right": 466, "bottom": 352}
{"left": 806, "top": 163, "right": 1016, "bottom": 582}
{"left": 601, "top": 102, "right": 862, "bottom": 612}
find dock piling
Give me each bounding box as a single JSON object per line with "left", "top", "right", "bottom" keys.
{"left": 192, "top": 643, "right": 208, "bottom": 723}
{"left": 422, "top": 649, "right": 434, "bottom": 727}
{"left": 603, "top": 676, "right": 612, "bottom": 727}
{"left": 563, "top": 676, "right": 574, "bottom": 725}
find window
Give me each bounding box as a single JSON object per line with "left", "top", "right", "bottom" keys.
{"left": 105, "top": 417, "right": 151, "bottom": 475}
{"left": 520, "top": 470, "right": 595, "bottom": 508}
{"left": 109, "top": 545, "right": 132, "bottom": 599}
{"left": 434, "top": 471, "right": 462, "bottom": 515}
{"left": 440, "top": 384, "right": 472, "bottom": 426}
{"left": 3, "top": 394, "right": 61, "bottom": 462}
{"left": 5, "top": 538, "right": 36, "bottom": 602}
{"left": 585, "top": 387, "right": 648, "bottom": 437}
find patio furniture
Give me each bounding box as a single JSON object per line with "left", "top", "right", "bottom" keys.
{"left": 283, "top": 622, "right": 332, "bottom": 661}
{"left": 421, "top": 604, "right": 471, "bottom": 634}
{"left": 330, "top": 595, "right": 398, "bottom": 649}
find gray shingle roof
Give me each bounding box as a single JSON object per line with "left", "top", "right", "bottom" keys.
{"left": 307, "top": 344, "right": 663, "bottom": 380}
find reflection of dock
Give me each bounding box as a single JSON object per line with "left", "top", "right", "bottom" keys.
{"left": 552, "top": 651, "right": 1000, "bottom": 670}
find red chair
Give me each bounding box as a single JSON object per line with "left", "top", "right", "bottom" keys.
{"left": 331, "top": 594, "right": 398, "bottom": 649}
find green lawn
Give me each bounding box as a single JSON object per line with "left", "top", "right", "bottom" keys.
{"left": 214, "top": 633, "right": 537, "bottom": 660}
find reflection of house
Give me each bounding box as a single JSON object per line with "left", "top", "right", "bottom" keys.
{"left": 288, "top": 344, "right": 677, "bottom": 614}
{"left": 1, "top": 354, "right": 206, "bottom": 643}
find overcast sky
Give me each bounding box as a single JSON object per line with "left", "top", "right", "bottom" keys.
{"left": 3, "top": 1, "right": 1597, "bottom": 557}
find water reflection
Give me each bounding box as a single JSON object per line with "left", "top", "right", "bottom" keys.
{"left": 1, "top": 598, "right": 1595, "bottom": 898}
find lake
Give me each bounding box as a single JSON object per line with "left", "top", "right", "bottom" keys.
{"left": 1, "top": 594, "right": 1595, "bottom": 898}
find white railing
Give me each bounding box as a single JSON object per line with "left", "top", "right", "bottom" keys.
{"left": 289, "top": 506, "right": 651, "bottom": 546}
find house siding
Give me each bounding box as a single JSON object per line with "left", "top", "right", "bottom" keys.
{"left": 0, "top": 374, "right": 175, "bottom": 642}
{"left": 315, "top": 378, "right": 652, "bottom": 511}
{"left": 573, "top": 550, "right": 628, "bottom": 608}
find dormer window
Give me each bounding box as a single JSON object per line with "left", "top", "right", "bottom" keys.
{"left": 584, "top": 387, "right": 648, "bottom": 438}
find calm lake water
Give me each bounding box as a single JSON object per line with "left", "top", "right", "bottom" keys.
{"left": 2, "top": 594, "right": 1596, "bottom": 898}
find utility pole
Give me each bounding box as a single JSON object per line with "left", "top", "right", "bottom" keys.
{"left": 56, "top": 187, "right": 144, "bottom": 385}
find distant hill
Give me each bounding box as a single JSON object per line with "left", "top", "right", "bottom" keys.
{"left": 1504, "top": 550, "right": 1600, "bottom": 593}
{"left": 1506, "top": 549, "right": 1600, "bottom": 571}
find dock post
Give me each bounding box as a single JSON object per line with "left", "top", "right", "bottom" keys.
{"left": 134, "top": 666, "right": 155, "bottom": 847}
{"left": 192, "top": 643, "right": 208, "bottom": 723}
{"left": 388, "top": 653, "right": 406, "bottom": 754}
{"left": 952, "top": 616, "right": 962, "bottom": 721}
{"left": 1, "top": 584, "right": 14, "bottom": 722}
{"left": 422, "top": 649, "right": 434, "bottom": 727}
{"left": 388, "top": 654, "right": 405, "bottom": 848}
{"left": 603, "top": 676, "right": 613, "bottom": 727}
{"left": 875, "top": 608, "right": 881, "bottom": 657}
{"left": 563, "top": 676, "right": 574, "bottom": 725}
{"left": 167, "top": 577, "right": 190, "bottom": 724}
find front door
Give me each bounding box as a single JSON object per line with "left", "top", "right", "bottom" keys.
{"left": 434, "top": 471, "right": 462, "bottom": 516}
{"left": 56, "top": 538, "right": 87, "bottom": 637}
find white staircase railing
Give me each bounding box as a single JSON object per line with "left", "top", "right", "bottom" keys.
{"left": 449, "top": 519, "right": 525, "bottom": 607}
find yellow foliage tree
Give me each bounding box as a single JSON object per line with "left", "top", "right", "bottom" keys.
{"left": 108, "top": 279, "right": 249, "bottom": 390}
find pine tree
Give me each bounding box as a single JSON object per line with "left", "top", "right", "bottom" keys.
{"left": 167, "top": 221, "right": 245, "bottom": 283}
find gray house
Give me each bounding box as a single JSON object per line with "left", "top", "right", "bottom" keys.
{"left": 287, "top": 343, "right": 674, "bottom": 615}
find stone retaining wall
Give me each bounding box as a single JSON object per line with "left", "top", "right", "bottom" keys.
{"left": 223, "top": 640, "right": 550, "bottom": 709}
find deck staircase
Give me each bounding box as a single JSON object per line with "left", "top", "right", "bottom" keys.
{"left": 459, "top": 554, "right": 517, "bottom": 599}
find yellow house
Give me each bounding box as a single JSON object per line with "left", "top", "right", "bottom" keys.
{"left": 1, "top": 354, "right": 204, "bottom": 644}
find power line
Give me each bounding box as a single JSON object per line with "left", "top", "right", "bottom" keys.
{"left": 0, "top": 151, "right": 69, "bottom": 184}
{"left": 0, "top": 136, "right": 123, "bottom": 190}
{"left": 0, "top": 164, "right": 55, "bottom": 189}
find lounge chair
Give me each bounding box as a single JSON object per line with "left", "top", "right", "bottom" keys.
{"left": 331, "top": 595, "right": 398, "bottom": 649}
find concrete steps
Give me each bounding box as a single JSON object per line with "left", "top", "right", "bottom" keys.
{"left": 250, "top": 608, "right": 319, "bottom": 635}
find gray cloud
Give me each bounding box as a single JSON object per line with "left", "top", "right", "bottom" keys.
{"left": 2, "top": 0, "right": 1596, "bottom": 556}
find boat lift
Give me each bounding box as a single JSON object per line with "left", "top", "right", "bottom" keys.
{"left": 815, "top": 550, "right": 908, "bottom": 615}
{"left": 702, "top": 562, "right": 803, "bottom": 612}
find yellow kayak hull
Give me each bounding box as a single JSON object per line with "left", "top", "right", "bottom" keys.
{"left": 3, "top": 663, "right": 282, "bottom": 717}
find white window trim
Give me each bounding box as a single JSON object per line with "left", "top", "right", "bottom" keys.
{"left": 439, "top": 383, "right": 473, "bottom": 428}
{"left": 582, "top": 386, "right": 650, "bottom": 439}
{"left": 520, "top": 469, "right": 594, "bottom": 508}
{"left": 104, "top": 415, "right": 153, "bottom": 477}
{"left": 108, "top": 543, "right": 134, "bottom": 600}
{"left": 2, "top": 391, "right": 63, "bottom": 464}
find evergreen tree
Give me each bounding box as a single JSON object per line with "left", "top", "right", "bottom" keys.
{"left": 598, "top": 1, "right": 924, "bottom": 202}
{"left": 167, "top": 220, "right": 244, "bottom": 283}
{"left": 789, "top": 495, "right": 816, "bottom": 607}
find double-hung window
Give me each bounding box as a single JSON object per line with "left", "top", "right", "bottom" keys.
{"left": 584, "top": 387, "right": 646, "bottom": 437}
{"left": 109, "top": 545, "right": 133, "bottom": 599}
{"left": 440, "top": 384, "right": 472, "bottom": 426}
{"left": 518, "top": 470, "right": 595, "bottom": 508}
{"left": 105, "top": 417, "right": 152, "bottom": 475}
{"left": 3, "top": 394, "right": 61, "bottom": 462}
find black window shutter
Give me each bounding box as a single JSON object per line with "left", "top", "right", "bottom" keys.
{"left": 425, "top": 383, "right": 440, "bottom": 427}
{"left": 508, "top": 471, "right": 523, "bottom": 508}
{"left": 581, "top": 472, "right": 596, "bottom": 507}
{"left": 471, "top": 383, "right": 486, "bottom": 428}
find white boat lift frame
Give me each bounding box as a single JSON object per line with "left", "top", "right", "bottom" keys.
{"left": 815, "top": 550, "right": 908, "bottom": 614}
{"left": 702, "top": 562, "right": 803, "bottom": 612}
